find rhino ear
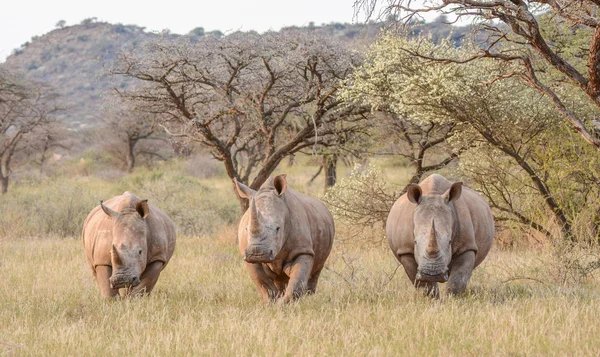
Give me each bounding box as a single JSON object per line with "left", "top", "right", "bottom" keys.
{"left": 443, "top": 182, "right": 462, "bottom": 204}
{"left": 136, "top": 199, "right": 150, "bottom": 219}
{"left": 273, "top": 174, "right": 288, "bottom": 196}
{"left": 100, "top": 201, "right": 119, "bottom": 219}
{"left": 234, "top": 180, "right": 256, "bottom": 199}
{"left": 406, "top": 184, "right": 422, "bottom": 204}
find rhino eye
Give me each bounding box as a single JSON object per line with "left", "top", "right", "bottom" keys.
{"left": 138, "top": 249, "right": 142, "bottom": 255}
{"left": 276, "top": 227, "right": 280, "bottom": 233}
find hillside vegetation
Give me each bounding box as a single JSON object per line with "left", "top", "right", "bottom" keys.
{"left": 2, "top": 17, "right": 472, "bottom": 130}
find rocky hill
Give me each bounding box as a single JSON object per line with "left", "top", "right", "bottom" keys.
{"left": 3, "top": 18, "right": 471, "bottom": 130}
{"left": 4, "top": 21, "right": 152, "bottom": 129}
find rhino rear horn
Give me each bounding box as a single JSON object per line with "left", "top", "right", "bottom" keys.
{"left": 234, "top": 180, "right": 257, "bottom": 199}
{"left": 100, "top": 201, "right": 119, "bottom": 219}
{"left": 136, "top": 199, "right": 150, "bottom": 219}
{"left": 249, "top": 198, "right": 263, "bottom": 235}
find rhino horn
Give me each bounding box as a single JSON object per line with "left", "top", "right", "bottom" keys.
{"left": 111, "top": 244, "right": 123, "bottom": 266}
{"left": 426, "top": 220, "right": 440, "bottom": 257}
{"left": 100, "top": 201, "right": 119, "bottom": 219}
{"left": 249, "top": 198, "right": 263, "bottom": 235}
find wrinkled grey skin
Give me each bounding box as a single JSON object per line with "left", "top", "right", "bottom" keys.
{"left": 82, "top": 192, "right": 176, "bottom": 298}
{"left": 235, "top": 174, "right": 335, "bottom": 305}
{"left": 386, "top": 174, "right": 494, "bottom": 298}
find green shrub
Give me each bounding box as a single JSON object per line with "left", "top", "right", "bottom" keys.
{"left": 0, "top": 165, "right": 240, "bottom": 239}
{"left": 0, "top": 177, "right": 113, "bottom": 238}
{"left": 321, "top": 164, "right": 399, "bottom": 243}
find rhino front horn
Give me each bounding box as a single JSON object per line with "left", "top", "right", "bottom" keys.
{"left": 249, "top": 199, "right": 263, "bottom": 235}
{"left": 111, "top": 244, "right": 123, "bottom": 266}
{"left": 426, "top": 220, "right": 439, "bottom": 257}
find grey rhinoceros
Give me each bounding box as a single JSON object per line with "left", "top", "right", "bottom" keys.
{"left": 386, "top": 174, "right": 494, "bottom": 297}
{"left": 234, "top": 174, "right": 335, "bottom": 304}
{"left": 82, "top": 191, "right": 176, "bottom": 298}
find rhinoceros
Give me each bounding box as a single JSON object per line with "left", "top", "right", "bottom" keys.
{"left": 386, "top": 174, "right": 494, "bottom": 297}
{"left": 82, "top": 191, "right": 176, "bottom": 298}
{"left": 234, "top": 174, "right": 335, "bottom": 304}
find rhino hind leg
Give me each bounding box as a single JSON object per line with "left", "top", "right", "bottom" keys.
{"left": 95, "top": 265, "right": 119, "bottom": 298}
{"left": 398, "top": 254, "right": 440, "bottom": 298}
{"left": 306, "top": 269, "right": 322, "bottom": 294}
{"left": 447, "top": 250, "right": 476, "bottom": 296}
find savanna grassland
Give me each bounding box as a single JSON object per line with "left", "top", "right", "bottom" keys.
{"left": 1, "top": 159, "right": 600, "bottom": 357}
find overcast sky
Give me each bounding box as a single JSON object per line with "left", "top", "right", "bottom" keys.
{"left": 0, "top": 0, "right": 371, "bottom": 62}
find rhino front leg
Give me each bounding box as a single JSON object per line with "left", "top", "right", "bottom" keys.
{"left": 129, "top": 261, "right": 164, "bottom": 296}
{"left": 398, "top": 254, "right": 439, "bottom": 298}
{"left": 244, "top": 262, "right": 279, "bottom": 303}
{"left": 274, "top": 277, "right": 288, "bottom": 298}
{"left": 280, "top": 254, "right": 314, "bottom": 305}
{"left": 447, "top": 250, "right": 476, "bottom": 296}
{"left": 95, "top": 265, "right": 119, "bottom": 298}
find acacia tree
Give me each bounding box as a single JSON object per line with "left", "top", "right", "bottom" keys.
{"left": 110, "top": 31, "right": 367, "bottom": 211}
{"left": 365, "top": 111, "right": 463, "bottom": 186}
{"left": 355, "top": 0, "right": 600, "bottom": 152}
{"left": 100, "top": 107, "right": 167, "bottom": 172}
{"left": 31, "top": 121, "right": 69, "bottom": 177}
{"left": 0, "top": 68, "right": 60, "bottom": 193}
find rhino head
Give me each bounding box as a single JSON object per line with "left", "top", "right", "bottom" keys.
{"left": 100, "top": 199, "right": 150, "bottom": 289}
{"left": 406, "top": 182, "right": 462, "bottom": 284}
{"left": 234, "top": 175, "right": 289, "bottom": 264}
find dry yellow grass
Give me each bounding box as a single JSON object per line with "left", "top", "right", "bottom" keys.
{"left": 1, "top": 158, "right": 598, "bottom": 356}
{"left": 1, "top": 234, "right": 599, "bottom": 357}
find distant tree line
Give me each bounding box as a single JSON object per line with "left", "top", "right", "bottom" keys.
{"left": 0, "top": 68, "right": 63, "bottom": 193}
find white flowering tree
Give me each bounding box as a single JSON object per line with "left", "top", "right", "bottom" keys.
{"left": 343, "top": 33, "right": 600, "bottom": 240}
{"left": 355, "top": 2, "right": 600, "bottom": 152}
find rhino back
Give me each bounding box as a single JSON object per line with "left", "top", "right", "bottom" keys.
{"left": 454, "top": 186, "right": 494, "bottom": 267}
{"left": 82, "top": 195, "right": 127, "bottom": 274}
{"left": 386, "top": 194, "right": 416, "bottom": 259}
{"left": 145, "top": 205, "right": 177, "bottom": 266}
{"left": 286, "top": 188, "right": 335, "bottom": 270}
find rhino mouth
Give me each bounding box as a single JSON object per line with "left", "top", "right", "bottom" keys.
{"left": 415, "top": 271, "right": 449, "bottom": 283}
{"left": 244, "top": 246, "right": 275, "bottom": 264}
{"left": 109, "top": 275, "right": 141, "bottom": 289}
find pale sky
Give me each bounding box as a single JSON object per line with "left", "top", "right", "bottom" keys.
{"left": 0, "top": 0, "right": 368, "bottom": 62}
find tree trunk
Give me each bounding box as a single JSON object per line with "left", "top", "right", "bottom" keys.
{"left": 0, "top": 176, "right": 8, "bottom": 194}
{"left": 325, "top": 154, "right": 338, "bottom": 189}
{"left": 38, "top": 138, "right": 50, "bottom": 178}
{"left": 126, "top": 139, "right": 136, "bottom": 173}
